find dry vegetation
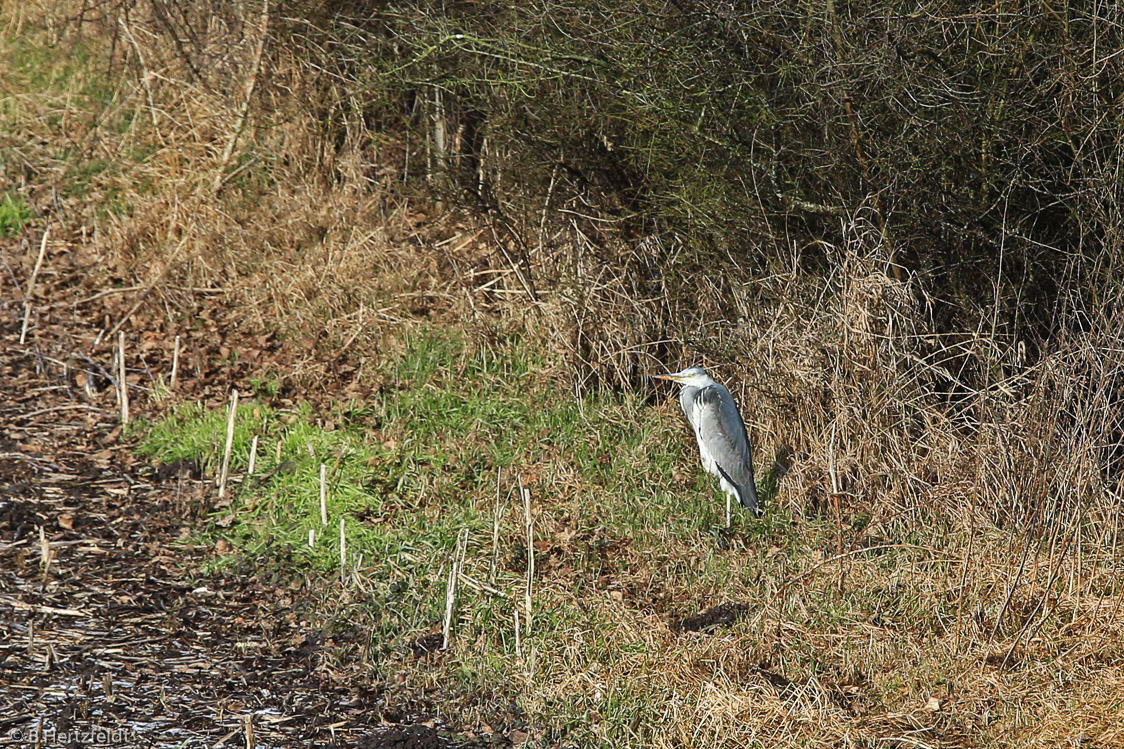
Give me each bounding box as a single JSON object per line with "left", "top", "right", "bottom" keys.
{"left": 6, "top": 1, "right": 1124, "bottom": 746}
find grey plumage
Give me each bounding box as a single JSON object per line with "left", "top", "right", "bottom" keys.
{"left": 657, "top": 366, "right": 762, "bottom": 517}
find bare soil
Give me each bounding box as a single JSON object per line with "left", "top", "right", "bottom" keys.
{"left": 0, "top": 237, "right": 498, "bottom": 747}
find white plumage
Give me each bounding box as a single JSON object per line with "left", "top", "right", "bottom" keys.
{"left": 655, "top": 366, "right": 762, "bottom": 518}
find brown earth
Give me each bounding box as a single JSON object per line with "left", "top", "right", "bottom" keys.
{"left": 0, "top": 233, "right": 503, "bottom": 747}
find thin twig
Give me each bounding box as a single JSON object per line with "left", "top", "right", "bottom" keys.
{"left": 339, "top": 518, "right": 347, "bottom": 584}
{"left": 118, "top": 16, "right": 162, "bottom": 137}
{"left": 319, "top": 464, "right": 328, "bottom": 526}
{"left": 457, "top": 571, "right": 508, "bottom": 598}
{"left": 170, "top": 335, "right": 181, "bottom": 389}
{"left": 117, "top": 332, "right": 129, "bottom": 426}
{"left": 218, "top": 390, "right": 239, "bottom": 498}
{"left": 521, "top": 476, "right": 533, "bottom": 636}
{"left": 45, "top": 284, "right": 146, "bottom": 309}
{"left": 443, "top": 528, "right": 469, "bottom": 650}
{"left": 213, "top": 0, "right": 271, "bottom": 194}
{"left": 19, "top": 228, "right": 49, "bottom": 345}
{"left": 14, "top": 404, "right": 102, "bottom": 420}
{"left": 38, "top": 526, "right": 53, "bottom": 582}
{"left": 243, "top": 714, "right": 255, "bottom": 749}
{"left": 490, "top": 467, "right": 501, "bottom": 584}
{"left": 0, "top": 596, "right": 86, "bottom": 617}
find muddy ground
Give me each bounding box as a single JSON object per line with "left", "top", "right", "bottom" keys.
{"left": 0, "top": 236, "right": 504, "bottom": 747}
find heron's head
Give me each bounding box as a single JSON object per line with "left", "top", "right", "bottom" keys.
{"left": 653, "top": 366, "right": 714, "bottom": 388}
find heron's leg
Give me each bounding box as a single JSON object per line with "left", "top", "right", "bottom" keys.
{"left": 725, "top": 493, "right": 731, "bottom": 527}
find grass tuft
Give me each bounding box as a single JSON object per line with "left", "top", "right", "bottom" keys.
{"left": 0, "top": 192, "right": 31, "bottom": 237}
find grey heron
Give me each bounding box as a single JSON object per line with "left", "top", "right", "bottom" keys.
{"left": 654, "top": 366, "right": 762, "bottom": 520}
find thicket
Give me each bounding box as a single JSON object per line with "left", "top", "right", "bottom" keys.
{"left": 37, "top": 1, "right": 1124, "bottom": 529}
{"left": 125, "top": 1, "right": 1124, "bottom": 344}
{"left": 308, "top": 0, "right": 1124, "bottom": 336}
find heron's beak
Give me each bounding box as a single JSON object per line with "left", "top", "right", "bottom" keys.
{"left": 653, "top": 373, "right": 679, "bottom": 382}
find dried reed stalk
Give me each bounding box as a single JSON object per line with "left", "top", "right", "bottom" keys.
{"left": 458, "top": 571, "right": 508, "bottom": 598}
{"left": 319, "top": 464, "right": 328, "bottom": 525}
{"left": 170, "top": 335, "right": 181, "bottom": 389}
{"left": 19, "top": 228, "right": 49, "bottom": 345}
{"left": 117, "top": 332, "right": 129, "bottom": 426}
{"left": 442, "top": 528, "right": 469, "bottom": 649}
{"left": 490, "top": 467, "right": 501, "bottom": 584}
{"left": 38, "top": 525, "right": 50, "bottom": 573}
{"left": 218, "top": 390, "right": 239, "bottom": 498}
{"left": 339, "top": 518, "right": 347, "bottom": 583}
{"left": 521, "top": 477, "right": 534, "bottom": 636}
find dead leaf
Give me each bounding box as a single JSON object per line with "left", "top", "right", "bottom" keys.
{"left": 58, "top": 514, "right": 75, "bottom": 530}
{"left": 925, "top": 696, "right": 941, "bottom": 712}
{"left": 553, "top": 528, "right": 576, "bottom": 545}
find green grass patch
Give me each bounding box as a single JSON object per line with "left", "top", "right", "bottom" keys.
{"left": 0, "top": 192, "right": 32, "bottom": 237}
{"left": 135, "top": 331, "right": 764, "bottom": 629}
{"left": 136, "top": 330, "right": 725, "bottom": 571}
{"left": 135, "top": 330, "right": 958, "bottom": 745}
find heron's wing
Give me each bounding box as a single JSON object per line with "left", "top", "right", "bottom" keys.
{"left": 694, "top": 384, "right": 755, "bottom": 488}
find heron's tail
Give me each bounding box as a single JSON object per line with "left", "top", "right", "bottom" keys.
{"left": 738, "top": 481, "right": 763, "bottom": 517}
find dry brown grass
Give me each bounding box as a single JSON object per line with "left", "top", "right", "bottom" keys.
{"left": 7, "top": 3, "right": 1124, "bottom": 746}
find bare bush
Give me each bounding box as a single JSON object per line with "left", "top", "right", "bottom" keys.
{"left": 42, "top": 0, "right": 1124, "bottom": 534}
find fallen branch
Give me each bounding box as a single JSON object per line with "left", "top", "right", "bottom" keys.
{"left": 0, "top": 596, "right": 86, "bottom": 618}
